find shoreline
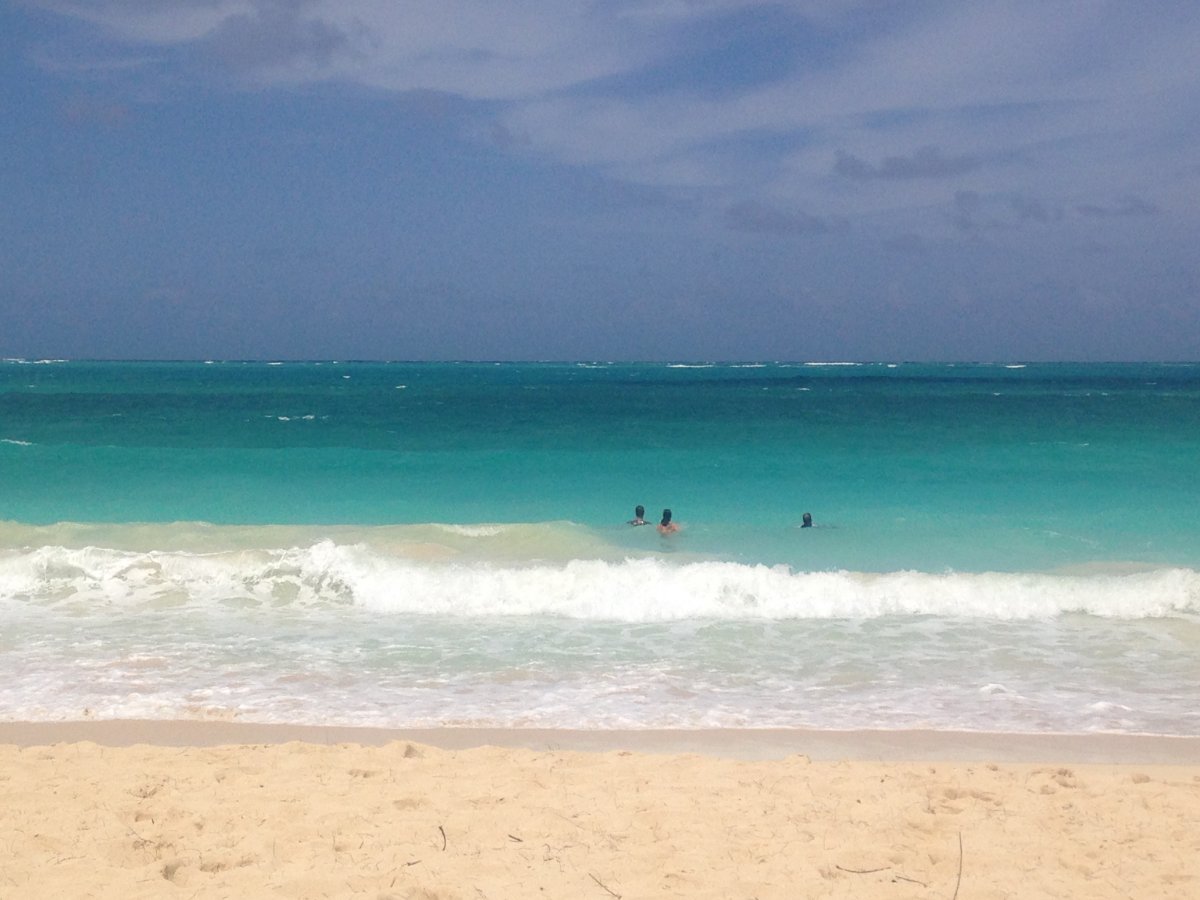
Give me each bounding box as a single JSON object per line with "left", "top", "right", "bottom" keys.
{"left": 4, "top": 718, "right": 1198, "bottom": 763}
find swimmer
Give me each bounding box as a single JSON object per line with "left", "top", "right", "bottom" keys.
{"left": 628, "top": 505, "right": 649, "bottom": 526}
{"left": 657, "top": 508, "right": 679, "bottom": 534}
{"left": 801, "top": 512, "right": 813, "bottom": 528}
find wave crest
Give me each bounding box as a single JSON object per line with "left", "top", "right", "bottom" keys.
{"left": 2, "top": 541, "right": 1197, "bottom": 621}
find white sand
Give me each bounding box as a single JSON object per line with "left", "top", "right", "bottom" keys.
{"left": 2, "top": 722, "right": 1197, "bottom": 899}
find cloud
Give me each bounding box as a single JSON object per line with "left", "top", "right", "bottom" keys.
{"left": 950, "top": 190, "right": 983, "bottom": 233}
{"left": 834, "top": 146, "right": 981, "bottom": 181}
{"left": 21, "top": 1, "right": 1200, "bottom": 223}
{"left": 1075, "top": 195, "right": 1159, "bottom": 218}
{"left": 724, "top": 200, "right": 830, "bottom": 236}
{"left": 1009, "top": 195, "right": 1061, "bottom": 224}
{"left": 882, "top": 232, "right": 927, "bottom": 254}
{"left": 201, "top": 2, "right": 353, "bottom": 74}
{"left": 34, "top": 0, "right": 255, "bottom": 45}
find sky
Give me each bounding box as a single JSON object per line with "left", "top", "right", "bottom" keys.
{"left": 2, "top": 1, "right": 1198, "bottom": 361}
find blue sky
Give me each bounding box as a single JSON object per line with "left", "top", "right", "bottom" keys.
{"left": 2, "top": 1, "right": 1197, "bottom": 360}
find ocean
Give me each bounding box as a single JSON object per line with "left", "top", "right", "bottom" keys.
{"left": 2, "top": 359, "right": 1198, "bottom": 735}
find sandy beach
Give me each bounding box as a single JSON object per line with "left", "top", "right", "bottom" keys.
{"left": 2, "top": 722, "right": 1197, "bottom": 899}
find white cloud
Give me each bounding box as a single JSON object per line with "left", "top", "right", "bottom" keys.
{"left": 25, "top": 0, "right": 1200, "bottom": 222}
{"left": 35, "top": 1, "right": 665, "bottom": 97}
{"left": 38, "top": 0, "right": 257, "bottom": 44}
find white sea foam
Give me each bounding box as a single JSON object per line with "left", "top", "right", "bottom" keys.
{"left": 432, "top": 523, "right": 508, "bottom": 538}
{"left": 1, "top": 438, "right": 33, "bottom": 446}
{"left": 2, "top": 541, "right": 1197, "bottom": 621}
{"left": 3, "top": 534, "right": 1197, "bottom": 734}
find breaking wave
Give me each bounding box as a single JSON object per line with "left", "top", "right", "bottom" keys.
{"left": 2, "top": 522, "right": 1196, "bottom": 621}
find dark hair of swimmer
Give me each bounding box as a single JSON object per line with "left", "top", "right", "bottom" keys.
{"left": 661, "top": 508, "right": 672, "bottom": 526}
{"left": 801, "top": 512, "right": 813, "bottom": 527}
{"left": 635, "top": 505, "right": 645, "bottom": 519}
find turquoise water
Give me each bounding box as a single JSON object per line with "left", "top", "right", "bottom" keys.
{"left": 6, "top": 360, "right": 1199, "bottom": 570}
{"left": 2, "top": 360, "right": 1198, "bottom": 733}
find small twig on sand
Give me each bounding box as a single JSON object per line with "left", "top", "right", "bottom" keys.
{"left": 589, "top": 872, "right": 621, "bottom": 898}
{"left": 894, "top": 874, "right": 927, "bottom": 887}
{"left": 439, "top": 825, "right": 447, "bottom": 851}
{"left": 836, "top": 865, "right": 891, "bottom": 875}
{"left": 951, "top": 831, "right": 963, "bottom": 900}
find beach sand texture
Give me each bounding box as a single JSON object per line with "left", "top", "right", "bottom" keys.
{"left": 2, "top": 732, "right": 1198, "bottom": 899}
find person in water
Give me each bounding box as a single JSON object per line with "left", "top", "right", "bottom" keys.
{"left": 658, "top": 508, "right": 679, "bottom": 534}
{"left": 628, "top": 505, "right": 649, "bottom": 526}
{"left": 801, "top": 512, "right": 813, "bottom": 528}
